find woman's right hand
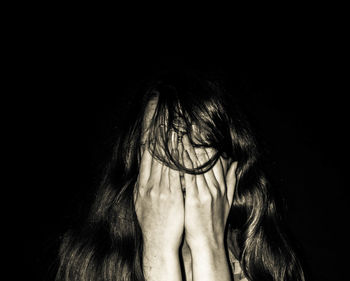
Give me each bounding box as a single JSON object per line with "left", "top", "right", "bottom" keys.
{"left": 134, "top": 146, "right": 184, "bottom": 253}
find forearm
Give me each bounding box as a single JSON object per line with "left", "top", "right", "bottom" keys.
{"left": 142, "top": 245, "right": 182, "bottom": 281}
{"left": 191, "top": 244, "right": 232, "bottom": 281}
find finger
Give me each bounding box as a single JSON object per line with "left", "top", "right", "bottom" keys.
{"left": 138, "top": 148, "right": 153, "bottom": 187}
{"left": 169, "top": 152, "right": 181, "bottom": 193}
{"left": 166, "top": 130, "right": 177, "bottom": 161}
{"left": 149, "top": 154, "right": 163, "bottom": 188}
{"left": 160, "top": 164, "right": 170, "bottom": 190}
{"left": 182, "top": 134, "right": 198, "bottom": 168}
{"left": 226, "top": 161, "right": 238, "bottom": 206}
{"left": 133, "top": 184, "right": 139, "bottom": 206}
{"left": 140, "top": 143, "right": 145, "bottom": 158}
{"left": 177, "top": 141, "right": 185, "bottom": 190}
{"left": 182, "top": 135, "right": 207, "bottom": 194}
{"left": 199, "top": 148, "right": 220, "bottom": 191}
{"left": 214, "top": 158, "right": 227, "bottom": 194}
{"left": 203, "top": 148, "right": 227, "bottom": 194}
{"left": 205, "top": 148, "right": 225, "bottom": 182}
{"left": 171, "top": 130, "right": 178, "bottom": 152}
{"left": 181, "top": 143, "right": 198, "bottom": 197}
{"left": 221, "top": 156, "right": 229, "bottom": 175}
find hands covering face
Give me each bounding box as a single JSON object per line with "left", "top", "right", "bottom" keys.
{"left": 134, "top": 132, "right": 238, "bottom": 251}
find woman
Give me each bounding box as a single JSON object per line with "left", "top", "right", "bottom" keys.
{"left": 55, "top": 70, "right": 305, "bottom": 280}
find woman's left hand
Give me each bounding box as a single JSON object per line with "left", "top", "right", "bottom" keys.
{"left": 181, "top": 134, "right": 238, "bottom": 251}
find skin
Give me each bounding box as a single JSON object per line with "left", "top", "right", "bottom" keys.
{"left": 134, "top": 97, "right": 238, "bottom": 281}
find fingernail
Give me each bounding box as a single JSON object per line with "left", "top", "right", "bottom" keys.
{"left": 182, "top": 134, "right": 190, "bottom": 149}
{"left": 171, "top": 131, "right": 177, "bottom": 149}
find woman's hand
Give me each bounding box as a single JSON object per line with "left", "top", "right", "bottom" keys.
{"left": 134, "top": 144, "right": 184, "bottom": 281}
{"left": 181, "top": 134, "right": 238, "bottom": 250}
{"left": 181, "top": 134, "right": 238, "bottom": 281}
{"left": 134, "top": 146, "right": 184, "bottom": 252}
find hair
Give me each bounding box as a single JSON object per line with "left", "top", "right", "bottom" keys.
{"left": 55, "top": 69, "right": 305, "bottom": 281}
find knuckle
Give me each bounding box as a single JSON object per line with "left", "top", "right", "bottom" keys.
{"left": 187, "top": 196, "right": 200, "bottom": 207}
{"left": 211, "top": 187, "right": 219, "bottom": 198}
{"left": 200, "top": 192, "right": 212, "bottom": 203}
{"left": 159, "top": 191, "right": 169, "bottom": 201}
{"left": 149, "top": 187, "right": 158, "bottom": 198}
{"left": 188, "top": 176, "right": 196, "bottom": 185}
{"left": 138, "top": 187, "right": 147, "bottom": 197}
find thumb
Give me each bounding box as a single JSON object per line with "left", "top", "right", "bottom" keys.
{"left": 226, "top": 161, "right": 238, "bottom": 207}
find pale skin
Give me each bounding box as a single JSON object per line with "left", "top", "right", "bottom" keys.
{"left": 134, "top": 98, "right": 238, "bottom": 281}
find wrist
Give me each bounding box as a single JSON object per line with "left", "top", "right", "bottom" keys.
{"left": 190, "top": 242, "right": 226, "bottom": 259}
{"left": 142, "top": 246, "right": 182, "bottom": 281}
{"left": 190, "top": 243, "right": 231, "bottom": 281}
{"left": 143, "top": 241, "right": 180, "bottom": 257}
{"left": 187, "top": 236, "right": 225, "bottom": 253}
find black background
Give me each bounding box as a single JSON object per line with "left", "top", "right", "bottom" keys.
{"left": 14, "top": 17, "right": 348, "bottom": 281}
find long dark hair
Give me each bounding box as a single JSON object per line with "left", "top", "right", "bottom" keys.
{"left": 55, "top": 70, "right": 305, "bottom": 281}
